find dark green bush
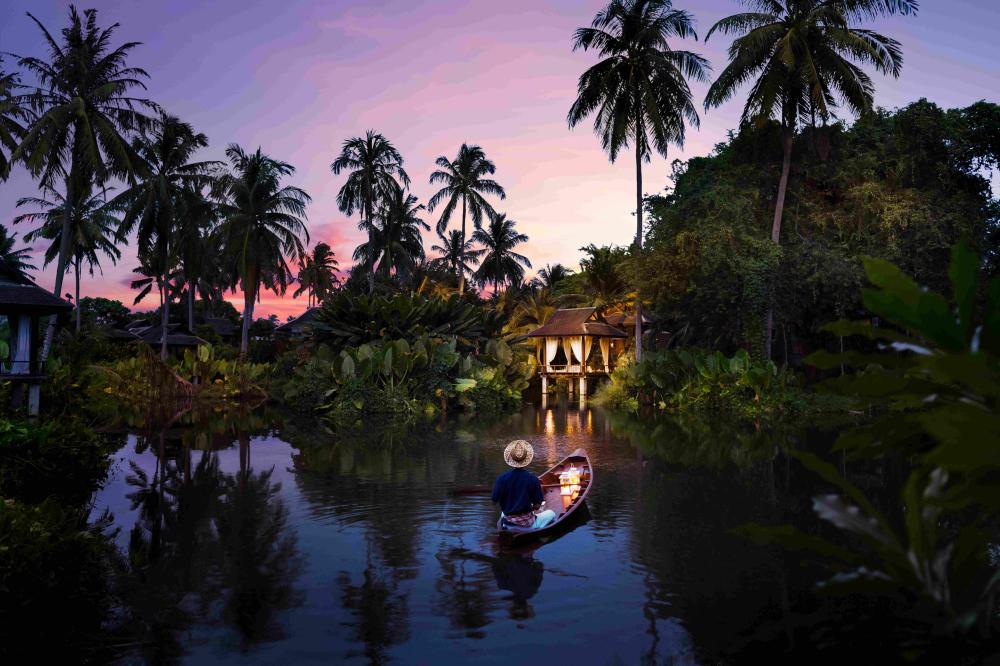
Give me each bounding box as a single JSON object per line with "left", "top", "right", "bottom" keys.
{"left": 0, "top": 419, "right": 116, "bottom": 505}
{"left": 313, "top": 291, "right": 504, "bottom": 353}
{"left": 0, "top": 499, "right": 119, "bottom": 662}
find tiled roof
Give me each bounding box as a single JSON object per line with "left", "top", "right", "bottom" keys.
{"left": 0, "top": 259, "right": 74, "bottom": 315}
{"left": 526, "top": 307, "right": 626, "bottom": 338}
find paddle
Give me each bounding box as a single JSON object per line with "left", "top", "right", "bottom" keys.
{"left": 450, "top": 483, "right": 564, "bottom": 496}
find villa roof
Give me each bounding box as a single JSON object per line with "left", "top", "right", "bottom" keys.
{"left": 0, "top": 259, "right": 74, "bottom": 315}
{"left": 526, "top": 307, "right": 626, "bottom": 338}
{"left": 276, "top": 307, "right": 323, "bottom": 334}
{"left": 131, "top": 323, "right": 207, "bottom": 347}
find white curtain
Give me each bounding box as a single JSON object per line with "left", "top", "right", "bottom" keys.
{"left": 570, "top": 336, "right": 583, "bottom": 366}
{"left": 583, "top": 336, "right": 593, "bottom": 371}
{"left": 600, "top": 338, "right": 610, "bottom": 371}
{"left": 545, "top": 337, "right": 559, "bottom": 370}
{"left": 563, "top": 337, "right": 575, "bottom": 371}
{"left": 11, "top": 316, "right": 31, "bottom": 375}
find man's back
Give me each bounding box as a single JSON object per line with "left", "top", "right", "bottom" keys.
{"left": 492, "top": 467, "right": 542, "bottom": 516}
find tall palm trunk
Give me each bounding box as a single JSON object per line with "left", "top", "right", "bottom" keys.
{"left": 764, "top": 126, "right": 794, "bottom": 360}
{"left": 74, "top": 256, "right": 82, "bottom": 333}
{"left": 160, "top": 277, "right": 170, "bottom": 361}
{"left": 187, "top": 279, "right": 195, "bottom": 333}
{"left": 41, "top": 171, "right": 76, "bottom": 361}
{"left": 365, "top": 191, "right": 376, "bottom": 294}
{"left": 239, "top": 271, "right": 257, "bottom": 360}
{"left": 458, "top": 196, "right": 467, "bottom": 294}
{"left": 633, "top": 142, "right": 644, "bottom": 361}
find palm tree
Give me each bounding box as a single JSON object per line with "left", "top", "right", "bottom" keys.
{"left": 430, "top": 230, "right": 482, "bottom": 287}
{"left": 174, "top": 185, "right": 218, "bottom": 332}
{"left": 568, "top": 0, "right": 709, "bottom": 358}
{"left": 114, "top": 113, "right": 216, "bottom": 359}
{"left": 704, "top": 0, "right": 913, "bottom": 357}
{"left": 578, "top": 244, "right": 629, "bottom": 307}
{"left": 214, "top": 144, "right": 310, "bottom": 359}
{"left": 354, "top": 183, "right": 428, "bottom": 283}
{"left": 13, "top": 6, "right": 156, "bottom": 356}
{"left": 294, "top": 242, "right": 340, "bottom": 308}
{"left": 130, "top": 257, "right": 182, "bottom": 331}
{"left": 507, "top": 287, "right": 562, "bottom": 337}
{"left": 331, "top": 131, "right": 409, "bottom": 293}
{"left": 0, "top": 226, "right": 35, "bottom": 276}
{"left": 427, "top": 144, "right": 506, "bottom": 294}
{"left": 15, "top": 188, "right": 121, "bottom": 331}
{"left": 0, "top": 58, "right": 29, "bottom": 181}
{"left": 531, "top": 263, "right": 574, "bottom": 290}
{"left": 472, "top": 213, "right": 531, "bottom": 294}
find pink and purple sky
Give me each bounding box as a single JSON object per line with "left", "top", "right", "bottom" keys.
{"left": 1, "top": 0, "right": 997, "bottom": 319}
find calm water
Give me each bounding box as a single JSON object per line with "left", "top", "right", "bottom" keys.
{"left": 92, "top": 402, "right": 836, "bottom": 665}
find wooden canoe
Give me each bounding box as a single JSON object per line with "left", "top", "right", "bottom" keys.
{"left": 497, "top": 448, "right": 593, "bottom": 545}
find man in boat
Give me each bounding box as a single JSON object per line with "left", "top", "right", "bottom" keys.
{"left": 493, "top": 440, "right": 557, "bottom": 530}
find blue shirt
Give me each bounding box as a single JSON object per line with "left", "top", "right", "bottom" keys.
{"left": 492, "top": 468, "right": 543, "bottom": 516}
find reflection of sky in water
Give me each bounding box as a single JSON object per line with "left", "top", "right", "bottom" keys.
{"left": 92, "top": 404, "right": 804, "bottom": 665}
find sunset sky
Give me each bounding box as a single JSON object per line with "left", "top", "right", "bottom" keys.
{"left": 1, "top": 0, "right": 997, "bottom": 319}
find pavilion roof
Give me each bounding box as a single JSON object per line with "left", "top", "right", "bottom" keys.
{"left": 276, "top": 306, "right": 323, "bottom": 333}
{"left": 526, "top": 307, "right": 626, "bottom": 338}
{"left": 0, "top": 259, "right": 73, "bottom": 315}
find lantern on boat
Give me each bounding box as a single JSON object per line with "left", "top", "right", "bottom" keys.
{"left": 560, "top": 466, "right": 583, "bottom": 500}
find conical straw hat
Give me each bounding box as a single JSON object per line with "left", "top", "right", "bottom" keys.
{"left": 504, "top": 440, "right": 534, "bottom": 468}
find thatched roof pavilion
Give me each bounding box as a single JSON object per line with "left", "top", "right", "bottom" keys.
{"left": 526, "top": 308, "right": 627, "bottom": 398}
{"left": 0, "top": 259, "right": 73, "bottom": 415}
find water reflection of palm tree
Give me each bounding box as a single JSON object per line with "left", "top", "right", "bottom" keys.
{"left": 117, "top": 403, "right": 302, "bottom": 659}
{"left": 217, "top": 459, "right": 304, "bottom": 650}
{"left": 336, "top": 543, "right": 410, "bottom": 665}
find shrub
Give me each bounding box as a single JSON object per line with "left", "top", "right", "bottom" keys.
{"left": 313, "top": 291, "right": 504, "bottom": 353}
{"left": 0, "top": 419, "right": 116, "bottom": 505}
{"left": 0, "top": 499, "right": 119, "bottom": 662}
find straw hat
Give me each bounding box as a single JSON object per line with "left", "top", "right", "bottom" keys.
{"left": 504, "top": 440, "right": 534, "bottom": 468}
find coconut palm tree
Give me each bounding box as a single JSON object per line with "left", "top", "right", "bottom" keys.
{"left": 472, "top": 213, "right": 531, "bottom": 294}
{"left": 430, "top": 229, "right": 482, "bottom": 287}
{"left": 0, "top": 226, "right": 35, "bottom": 276}
{"left": 427, "top": 144, "right": 506, "bottom": 294}
{"left": 354, "top": 183, "right": 428, "bottom": 282}
{"left": 578, "top": 244, "right": 629, "bottom": 307}
{"left": 0, "top": 58, "right": 29, "bottom": 181}
{"left": 704, "top": 0, "right": 913, "bottom": 357}
{"left": 331, "top": 131, "right": 409, "bottom": 294}
{"left": 530, "top": 263, "right": 574, "bottom": 290}
{"left": 114, "top": 113, "right": 217, "bottom": 359}
{"left": 507, "top": 287, "right": 562, "bottom": 337}
{"left": 568, "top": 0, "right": 709, "bottom": 358}
{"left": 12, "top": 6, "right": 156, "bottom": 356}
{"left": 294, "top": 242, "right": 339, "bottom": 307}
{"left": 174, "top": 185, "right": 218, "bottom": 332}
{"left": 15, "top": 188, "right": 121, "bottom": 331}
{"left": 214, "top": 144, "right": 310, "bottom": 359}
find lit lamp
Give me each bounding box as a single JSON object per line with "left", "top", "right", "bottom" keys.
{"left": 560, "top": 467, "right": 583, "bottom": 502}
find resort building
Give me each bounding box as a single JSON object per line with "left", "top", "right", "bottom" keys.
{"left": 526, "top": 307, "right": 628, "bottom": 398}
{"left": 0, "top": 258, "right": 73, "bottom": 415}
{"left": 275, "top": 307, "right": 323, "bottom": 339}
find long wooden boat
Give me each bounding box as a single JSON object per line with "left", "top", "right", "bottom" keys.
{"left": 497, "top": 448, "right": 593, "bottom": 545}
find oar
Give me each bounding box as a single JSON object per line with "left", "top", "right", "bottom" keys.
{"left": 450, "top": 483, "right": 564, "bottom": 496}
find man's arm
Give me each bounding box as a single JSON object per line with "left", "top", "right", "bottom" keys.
{"left": 530, "top": 475, "right": 543, "bottom": 508}
{"left": 491, "top": 476, "right": 502, "bottom": 504}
